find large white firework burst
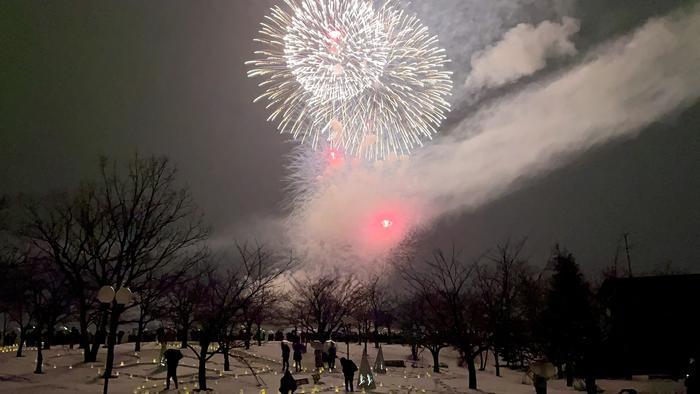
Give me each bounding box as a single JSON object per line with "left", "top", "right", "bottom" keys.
{"left": 247, "top": 0, "right": 453, "bottom": 161}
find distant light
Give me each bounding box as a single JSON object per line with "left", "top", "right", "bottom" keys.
{"left": 381, "top": 219, "right": 393, "bottom": 229}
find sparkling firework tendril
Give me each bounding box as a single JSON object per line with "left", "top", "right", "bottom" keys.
{"left": 247, "top": 0, "right": 453, "bottom": 161}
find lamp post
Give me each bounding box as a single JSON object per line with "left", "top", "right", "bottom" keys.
{"left": 97, "top": 285, "right": 133, "bottom": 394}
{"left": 342, "top": 317, "right": 351, "bottom": 358}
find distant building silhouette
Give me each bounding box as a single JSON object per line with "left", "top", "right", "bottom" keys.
{"left": 599, "top": 274, "right": 700, "bottom": 377}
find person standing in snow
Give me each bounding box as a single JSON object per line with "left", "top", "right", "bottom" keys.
{"left": 293, "top": 341, "right": 303, "bottom": 372}
{"left": 327, "top": 342, "right": 337, "bottom": 371}
{"left": 164, "top": 348, "right": 183, "bottom": 390}
{"left": 281, "top": 341, "right": 291, "bottom": 371}
{"left": 340, "top": 357, "right": 357, "bottom": 392}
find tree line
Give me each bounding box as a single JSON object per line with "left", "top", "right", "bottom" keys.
{"left": 260, "top": 240, "right": 606, "bottom": 393}
{"left": 0, "top": 154, "right": 646, "bottom": 393}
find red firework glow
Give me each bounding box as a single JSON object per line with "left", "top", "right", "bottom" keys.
{"left": 358, "top": 204, "right": 413, "bottom": 253}
{"left": 381, "top": 218, "right": 393, "bottom": 229}
{"left": 326, "top": 148, "right": 344, "bottom": 167}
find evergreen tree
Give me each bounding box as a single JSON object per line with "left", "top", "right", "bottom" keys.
{"left": 540, "top": 245, "right": 598, "bottom": 387}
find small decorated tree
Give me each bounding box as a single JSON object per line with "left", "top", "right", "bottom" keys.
{"left": 357, "top": 348, "right": 376, "bottom": 390}
{"left": 374, "top": 346, "right": 386, "bottom": 374}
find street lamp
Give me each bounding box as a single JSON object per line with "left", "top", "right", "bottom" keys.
{"left": 97, "top": 286, "right": 132, "bottom": 305}
{"left": 97, "top": 285, "right": 133, "bottom": 394}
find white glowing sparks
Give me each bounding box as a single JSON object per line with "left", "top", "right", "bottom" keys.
{"left": 381, "top": 219, "right": 393, "bottom": 229}
{"left": 328, "top": 30, "right": 342, "bottom": 40}
{"left": 247, "top": 0, "right": 453, "bottom": 161}
{"left": 283, "top": 0, "right": 388, "bottom": 102}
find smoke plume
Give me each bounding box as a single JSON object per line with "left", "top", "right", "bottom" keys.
{"left": 464, "top": 17, "right": 580, "bottom": 93}
{"left": 286, "top": 5, "right": 700, "bottom": 267}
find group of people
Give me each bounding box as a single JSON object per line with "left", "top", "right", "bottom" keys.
{"left": 280, "top": 339, "right": 305, "bottom": 372}
{"left": 148, "top": 331, "right": 359, "bottom": 393}
{"left": 1, "top": 326, "right": 82, "bottom": 349}
{"left": 152, "top": 331, "right": 700, "bottom": 394}
{"left": 279, "top": 339, "right": 358, "bottom": 393}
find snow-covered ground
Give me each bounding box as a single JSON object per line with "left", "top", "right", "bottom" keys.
{"left": 0, "top": 342, "right": 685, "bottom": 393}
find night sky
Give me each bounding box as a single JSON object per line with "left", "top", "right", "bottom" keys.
{"left": 1, "top": 0, "right": 698, "bottom": 274}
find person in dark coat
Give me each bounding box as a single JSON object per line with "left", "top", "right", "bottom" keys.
{"left": 340, "top": 357, "right": 357, "bottom": 392}
{"left": 293, "top": 342, "right": 303, "bottom": 372}
{"left": 164, "top": 348, "right": 183, "bottom": 390}
{"left": 156, "top": 327, "right": 165, "bottom": 344}
{"left": 281, "top": 341, "right": 291, "bottom": 371}
{"left": 69, "top": 327, "right": 79, "bottom": 349}
{"left": 327, "top": 343, "right": 337, "bottom": 370}
{"left": 687, "top": 358, "right": 698, "bottom": 394}
{"left": 279, "top": 369, "right": 298, "bottom": 394}
{"left": 533, "top": 374, "right": 547, "bottom": 394}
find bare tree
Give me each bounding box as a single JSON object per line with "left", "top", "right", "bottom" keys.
{"left": 167, "top": 268, "right": 210, "bottom": 349}
{"left": 26, "top": 256, "right": 71, "bottom": 373}
{"left": 241, "top": 285, "right": 280, "bottom": 349}
{"left": 252, "top": 287, "right": 282, "bottom": 346}
{"left": 22, "top": 188, "right": 104, "bottom": 362}
{"left": 217, "top": 321, "right": 241, "bottom": 372}
{"left": 86, "top": 154, "right": 208, "bottom": 390}
{"left": 365, "top": 275, "right": 396, "bottom": 348}
{"left": 401, "top": 247, "right": 487, "bottom": 390}
{"left": 477, "top": 238, "right": 531, "bottom": 375}
{"left": 0, "top": 246, "right": 35, "bottom": 358}
{"left": 130, "top": 271, "right": 174, "bottom": 352}
{"left": 22, "top": 153, "right": 207, "bottom": 392}
{"left": 396, "top": 297, "right": 421, "bottom": 362}
{"left": 0, "top": 245, "right": 70, "bottom": 371}
{"left": 240, "top": 299, "right": 256, "bottom": 350}
{"left": 0, "top": 196, "right": 14, "bottom": 346}
{"left": 288, "top": 272, "right": 362, "bottom": 340}
{"left": 190, "top": 244, "right": 293, "bottom": 391}
{"left": 352, "top": 286, "right": 372, "bottom": 351}
{"left": 397, "top": 293, "right": 450, "bottom": 373}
